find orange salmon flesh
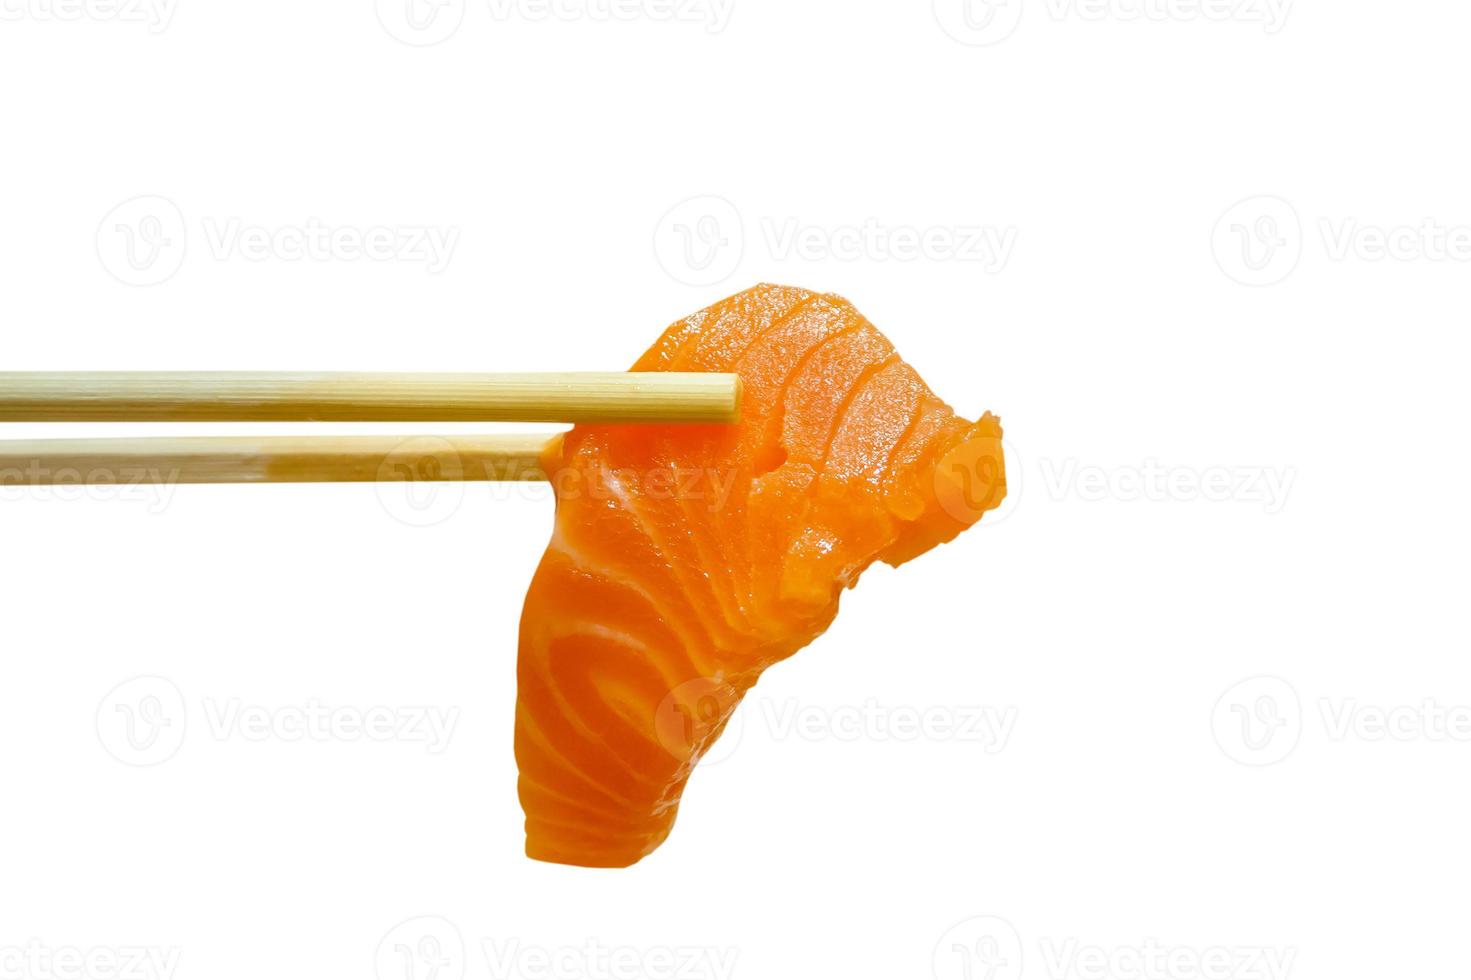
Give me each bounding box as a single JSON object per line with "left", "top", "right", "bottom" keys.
{"left": 516, "top": 284, "right": 1005, "bottom": 867}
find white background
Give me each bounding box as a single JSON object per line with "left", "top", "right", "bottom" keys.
{"left": 2, "top": 2, "right": 1468, "bottom": 979}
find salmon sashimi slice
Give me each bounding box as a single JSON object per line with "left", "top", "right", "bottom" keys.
{"left": 516, "top": 284, "right": 1006, "bottom": 867}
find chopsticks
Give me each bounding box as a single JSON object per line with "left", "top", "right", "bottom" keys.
{"left": 0, "top": 372, "right": 741, "bottom": 424}
{"left": 0, "top": 372, "right": 740, "bottom": 486}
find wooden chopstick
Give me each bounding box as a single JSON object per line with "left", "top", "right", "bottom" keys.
{"left": 0, "top": 435, "right": 559, "bottom": 485}
{"left": 0, "top": 372, "right": 741, "bottom": 424}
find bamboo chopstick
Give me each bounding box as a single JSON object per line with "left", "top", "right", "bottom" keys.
{"left": 0, "top": 435, "right": 559, "bottom": 485}
{"left": 0, "top": 372, "right": 741, "bottom": 424}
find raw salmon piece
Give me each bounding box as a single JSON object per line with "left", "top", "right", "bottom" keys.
{"left": 516, "top": 284, "right": 1005, "bottom": 867}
